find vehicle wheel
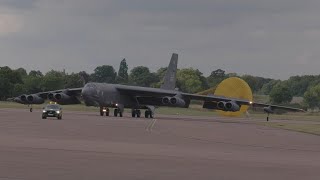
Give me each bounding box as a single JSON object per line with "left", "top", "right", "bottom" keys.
{"left": 42, "top": 115, "right": 47, "bottom": 119}
{"left": 106, "top": 111, "right": 109, "bottom": 116}
{"left": 119, "top": 111, "right": 123, "bottom": 117}
{"left": 30, "top": 108, "right": 33, "bottom": 112}
{"left": 145, "top": 111, "right": 150, "bottom": 118}
{"left": 114, "top": 109, "right": 118, "bottom": 117}
{"left": 149, "top": 113, "right": 154, "bottom": 119}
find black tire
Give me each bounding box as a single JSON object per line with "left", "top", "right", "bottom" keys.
{"left": 145, "top": 111, "right": 149, "bottom": 118}
{"left": 42, "top": 115, "right": 47, "bottom": 119}
{"left": 114, "top": 109, "right": 118, "bottom": 117}
{"left": 30, "top": 108, "right": 33, "bottom": 112}
{"left": 106, "top": 111, "right": 109, "bottom": 116}
{"left": 137, "top": 110, "right": 141, "bottom": 118}
{"left": 150, "top": 113, "right": 154, "bottom": 119}
{"left": 132, "top": 110, "right": 136, "bottom": 118}
{"left": 119, "top": 111, "right": 123, "bottom": 117}
{"left": 100, "top": 111, "right": 104, "bottom": 116}
{"left": 57, "top": 115, "right": 62, "bottom": 120}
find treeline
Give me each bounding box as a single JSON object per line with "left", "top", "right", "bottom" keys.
{"left": 1, "top": 59, "right": 320, "bottom": 110}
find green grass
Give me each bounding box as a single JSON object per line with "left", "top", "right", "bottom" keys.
{"left": 258, "top": 122, "right": 320, "bottom": 136}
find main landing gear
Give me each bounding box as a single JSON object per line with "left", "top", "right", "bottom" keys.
{"left": 131, "top": 109, "right": 141, "bottom": 118}
{"left": 113, "top": 108, "right": 123, "bottom": 117}
{"left": 131, "top": 109, "right": 153, "bottom": 118}
{"left": 145, "top": 110, "right": 153, "bottom": 118}
{"left": 28, "top": 104, "right": 33, "bottom": 112}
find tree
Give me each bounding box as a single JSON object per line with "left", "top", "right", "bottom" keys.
{"left": 241, "top": 75, "right": 272, "bottom": 93}
{"left": 0, "top": 66, "right": 23, "bottom": 99}
{"left": 207, "top": 69, "right": 227, "bottom": 88}
{"left": 303, "top": 85, "right": 320, "bottom": 111}
{"left": 261, "top": 80, "right": 281, "bottom": 95}
{"left": 15, "top": 68, "right": 28, "bottom": 77}
{"left": 91, "top": 65, "right": 117, "bottom": 83}
{"left": 65, "top": 73, "right": 83, "bottom": 88}
{"left": 41, "top": 70, "right": 65, "bottom": 91}
{"left": 116, "top": 59, "right": 129, "bottom": 84}
{"left": 29, "top": 70, "right": 43, "bottom": 78}
{"left": 177, "top": 68, "right": 203, "bottom": 93}
{"left": 129, "top": 66, "right": 158, "bottom": 87}
{"left": 269, "top": 83, "right": 293, "bottom": 104}
{"left": 79, "top": 71, "right": 90, "bottom": 85}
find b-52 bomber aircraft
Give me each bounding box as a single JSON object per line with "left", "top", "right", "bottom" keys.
{"left": 13, "top": 53, "right": 304, "bottom": 120}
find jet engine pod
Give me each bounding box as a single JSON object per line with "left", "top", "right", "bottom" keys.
{"left": 169, "top": 96, "right": 186, "bottom": 107}
{"left": 217, "top": 101, "right": 226, "bottom": 110}
{"left": 53, "top": 93, "right": 81, "bottom": 105}
{"left": 26, "top": 94, "right": 44, "bottom": 104}
{"left": 48, "top": 93, "right": 55, "bottom": 101}
{"left": 225, "top": 101, "right": 240, "bottom": 112}
{"left": 214, "top": 77, "right": 253, "bottom": 117}
{"left": 162, "top": 97, "right": 170, "bottom": 105}
{"left": 14, "top": 95, "right": 28, "bottom": 104}
{"left": 54, "top": 93, "right": 71, "bottom": 101}
{"left": 20, "top": 94, "right": 27, "bottom": 102}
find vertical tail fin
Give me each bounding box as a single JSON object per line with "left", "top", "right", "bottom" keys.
{"left": 160, "top": 53, "right": 178, "bottom": 90}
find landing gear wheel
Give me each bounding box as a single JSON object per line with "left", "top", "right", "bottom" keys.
{"left": 132, "top": 110, "right": 136, "bottom": 118}
{"left": 100, "top": 107, "right": 104, "bottom": 116}
{"left": 145, "top": 110, "right": 153, "bottom": 118}
{"left": 114, "top": 109, "right": 118, "bottom": 117}
{"left": 145, "top": 111, "right": 150, "bottom": 118}
{"left": 137, "top": 110, "right": 141, "bottom": 118}
{"left": 132, "top": 110, "right": 141, "bottom": 118}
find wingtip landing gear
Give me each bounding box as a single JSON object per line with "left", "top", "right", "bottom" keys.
{"left": 28, "top": 105, "right": 33, "bottom": 112}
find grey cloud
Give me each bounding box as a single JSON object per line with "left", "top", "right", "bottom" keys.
{"left": 1, "top": 0, "right": 320, "bottom": 79}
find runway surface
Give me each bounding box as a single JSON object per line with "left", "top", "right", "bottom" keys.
{"left": 0, "top": 108, "right": 319, "bottom": 180}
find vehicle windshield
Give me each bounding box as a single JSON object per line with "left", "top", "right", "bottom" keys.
{"left": 45, "top": 104, "right": 60, "bottom": 110}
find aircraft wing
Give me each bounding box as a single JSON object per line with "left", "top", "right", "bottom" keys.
{"left": 116, "top": 85, "right": 177, "bottom": 97}
{"left": 182, "top": 93, "right": 305, "bottom": 112}
{"left": 13, "top": 88, "right": 83, "bottom": 104}
{"left": 33, "top": 88, "right": 83, "bottom": 99}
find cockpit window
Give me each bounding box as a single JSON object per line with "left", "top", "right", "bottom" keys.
{"left": 86, "top": 83, "right": 97, "bottom": 88}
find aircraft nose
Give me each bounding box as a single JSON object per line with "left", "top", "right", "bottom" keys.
{"left": 81, "top": 87, "right": 93, "bottom": 97}
{"left": 81, "top": 84, "right": 97, "bottom": 98}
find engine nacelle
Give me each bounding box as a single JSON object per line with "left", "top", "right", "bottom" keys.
{"left": 264, "top": 106, "right": 274, "bottom": 114}
{"left": 217, "top": 101, "right": 241, "bottom": 112}
{"left": 48, "top": 93, "right": 55, "bottom": 101}
{"left": 52, "top": 93, "right": 81, "bottom": 105}
{"left": 169, "top": 96, "right": 186, "bottom": 107}
{"left": 225, "top": 101, "right": 240, "bottom": 112}
{"left": 26, "top": 94, "right": 45, "bottom": 104}
{"left": 217, "top": 101, "right": 227, "bottom": 110}
{"left": 14, "top": 94, "right": 28, "bottom": 104}
{"left": 54, "top": 93, "right": 71, "bottom": 101}
{"left": 162, "top": 97, "right": 170, "bottom": 105}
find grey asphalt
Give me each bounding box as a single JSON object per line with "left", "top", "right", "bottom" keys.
{"left": 0, "top": 108, "right": 319, "bottom": 180}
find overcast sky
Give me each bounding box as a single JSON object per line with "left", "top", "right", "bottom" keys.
{"left": 1, "top": 0, "right": 320, "bottom": 79}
